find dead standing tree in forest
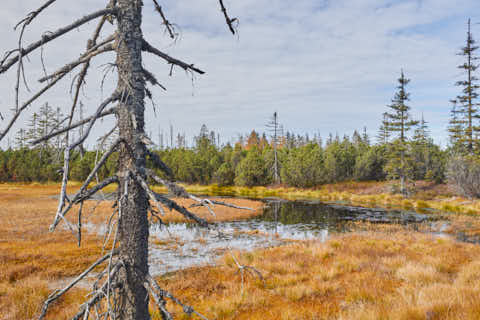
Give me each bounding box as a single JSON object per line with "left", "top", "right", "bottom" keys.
{"left": 0, "top": 0, "right": 241, "bottom": 319}
{"left": 266, "top": 112, "right": 282, "bottom": 184}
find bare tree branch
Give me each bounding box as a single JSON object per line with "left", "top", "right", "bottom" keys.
{"left": 132, "top": 171, "right": 166, "bottom": 216}
{"left": 0, "top": 16, "right": 117, "bottom": 144}
{"left": 71, "top": 263, "right": 122, "bottom": 320}
{"left": 146, "top": 169, "right": 188, "bottom": 197}
{"left": 12, "top": 0, "right": 59, "bottom": 113}
{"left": 146, "top": 149, "right": 173, "bottom": 178}
{"left": 148, "top": 170, "right": 216, "bottom": 215}
{"left": 218, "top": 0, "right": 238, "bottom": 35}
{"left": 142, "top": 39, "right": 205, "bottom": 75}
{"left": 66, "top": 15, "right": 111, "bottom": 151}
{"left": 0, "top": 8, "right": 117, "bottom": 74}
{"left": 147, "top": 274, "right": 210, "bottom": 320}
{"left": 74, "top": 176, "right": 119, "bottom": 203}
{"left": 14, "top": 0, "right": 57, "bottom": 31}
{"left": 50, "top": 162, "right": 120, "bottom": 232}
{"left": 70, "top": 93, "right": 119, "bottom": 151}
{"left": 52, "top": 93, "right": 118, "bottom": 230}
{"left": 143, "top": 67, "right": 166, "bottom": 91}
{"left": 38, "top": 40, "right": 115, "bottom": 83}
{"left": 77, "top": 202, "right": 83, "bottom": 246}
{"left": 38, "top": 249, "right": 119, "bottom": 320}
{"left": 31, "top": 107, "right": 117, "bottom": 146}
{"left": 190, "top": 200, "right": 254, "bottom": 211}
{"left": 145, "top": 283, "right": 173, "bottom": 320}
{"left": 0, "top": 0, "right": 56, "bottom": 68}
{"left": 102, "top": 210, "right": 118, "bottom": 256}
{"left": 0, "top": 70, "right": 69, "bottom": 142}
{"left": 152, "top": 0, "right": 176, "bottom": 39}
{"left": 147, "top": 169, "right": 251, "bottom": 215}
{"left": 229, "top": 249, "right": 265, "bottom": 296}
{"left": 147, "top": 171, "right": 213, "bottom": 218}
{"left": 105, "top": 216, "right": 119, "bottom": 318}
{"left": 153, "top": 192, "right": 209, "bottom": 227}
{"left": 52, "top": 176, "right": 119, "bottom": 233}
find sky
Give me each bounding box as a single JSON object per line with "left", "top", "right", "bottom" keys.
{"left": 1, "top": 0, "right": 480, "bottom": 149}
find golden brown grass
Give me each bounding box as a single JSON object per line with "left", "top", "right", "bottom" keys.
{"left": 0, "top": 183, "right": 263, "bottom": 320}
{"left": 3, "top": 183, "right": 480, "bottom": 319}
{"left": 0, "top": 184, "right": 102, "bottom": 319}
{"left": 156, "top": 231, "right": 480, "bottom": 320}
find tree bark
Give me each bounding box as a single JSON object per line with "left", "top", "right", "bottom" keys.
{"left": 116, "top": 0, "right": 150, "bottom": 319}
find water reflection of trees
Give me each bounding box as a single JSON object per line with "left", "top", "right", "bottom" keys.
{"left": 261, "top": 201, "right": 347, "bottom": 226}
{"left": 260, "top": 201, "right": 428, "bottom": 232}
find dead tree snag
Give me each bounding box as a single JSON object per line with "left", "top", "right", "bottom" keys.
{"left": 0, "top": 0, "right": 240, "bottom": 319}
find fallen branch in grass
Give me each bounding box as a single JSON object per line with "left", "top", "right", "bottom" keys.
{"left": 38, "top": 250, "right": 119, "bottom": 320}
{"left": 147, "top": 274, "right": 210, "bottom": 320}
{"left": 229, "top": 249, "right": 265, "bottom": 295}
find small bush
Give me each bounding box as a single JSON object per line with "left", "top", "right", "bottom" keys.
{"left": 447, "top": 155, "right": 480, "bottom": 198}
{"left": 213, "top": 163, "right": 235, "bottom": 186}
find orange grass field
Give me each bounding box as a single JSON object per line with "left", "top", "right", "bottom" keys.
{"left": 2, "top": 183, "right": 480, "bottom": 319}
{"left": 157, "top": 231, "right": 480, "bottom": 320}
{"left": 0, "top": 183, "right": 262, "bottom": 319}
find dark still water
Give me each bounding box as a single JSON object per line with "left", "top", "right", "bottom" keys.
{"left": 148, "top": 200, "right": 431, "bottom": 275}
{"left": 258, "top": 200, "right": 429, "bottom": 230}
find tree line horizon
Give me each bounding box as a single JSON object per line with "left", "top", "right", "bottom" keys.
{"left": 2, "top": 18, "right": 480, "bottom": 198}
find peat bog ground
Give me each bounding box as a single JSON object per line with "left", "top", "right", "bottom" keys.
{"left": 2, "top": 183, "right": 480, "bottom": 319}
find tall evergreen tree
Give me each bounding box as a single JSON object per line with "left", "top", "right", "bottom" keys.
{"left": 454, "top": 19, "right": 480, "bottom": 154}
{"left": 411, "top": 114, "right": 431, "bottom": 180}
{"left": 385, "top": 71, "right": 418, "bottom": 142}
{"left": 448, "top": 99, "right": 465, "bottom": 150}
{"left": 413, "top": 113, "right": 429, "bottom": 145}
{"left": 37, "top": 102, "right": 56, "bottom": 149}
{"left": 377, "top": 112, "right": 390, "bottom": 145}
{"left": 53, "top": 106, "right": 65, "bottom": 150}
{"left": 26, "top": 112, "right": 38, "bottom": 143}
{"left": 362, "top": 126, "right": 370, "bottom": 146}
{"left": 384, "top": 70, "right": 418, "bottom": 195}
{"left": 14, "top": 128, "right": 27, "bottom": 149}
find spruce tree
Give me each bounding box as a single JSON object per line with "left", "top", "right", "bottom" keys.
{"left": 362, "top": 126, "right": 370, "bottom": 146}
{"left": 26, "top": 112, "right": 38, "bottom": 143}
{"left": 53, "top": 106, "right": 65, "bottom": 150}
{"left": 384, "top": 70, "right": 418, "bottom": 195}
{"left": 412, "top": 113, "right": 429, "bottom": 145}
{"left": 14, "top": 128, "right": 27, "bottom": 149}
{"left": 454, "top": 19, "right": 480, "bottom": 154}
{"left": 37, "top": 102, "right": 56, "bottom": 149}
{"left": 448, "top": 99, "right": 465, "bottom": 151}
{"left": 377, "top": 112, "right": 390, "bottom": 145}
{"left": 412, "top": 114, "right": 431, "bottom": 180}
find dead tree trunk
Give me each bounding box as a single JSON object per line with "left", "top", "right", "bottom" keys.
{"left": 116, "top": 1, "right": 150, "bottom": 319}
{"left": 1, "top": 0, "right": 241, "bottom": 318}
{"left": 267, "top": 112, "right": 281, "bottom": 184}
